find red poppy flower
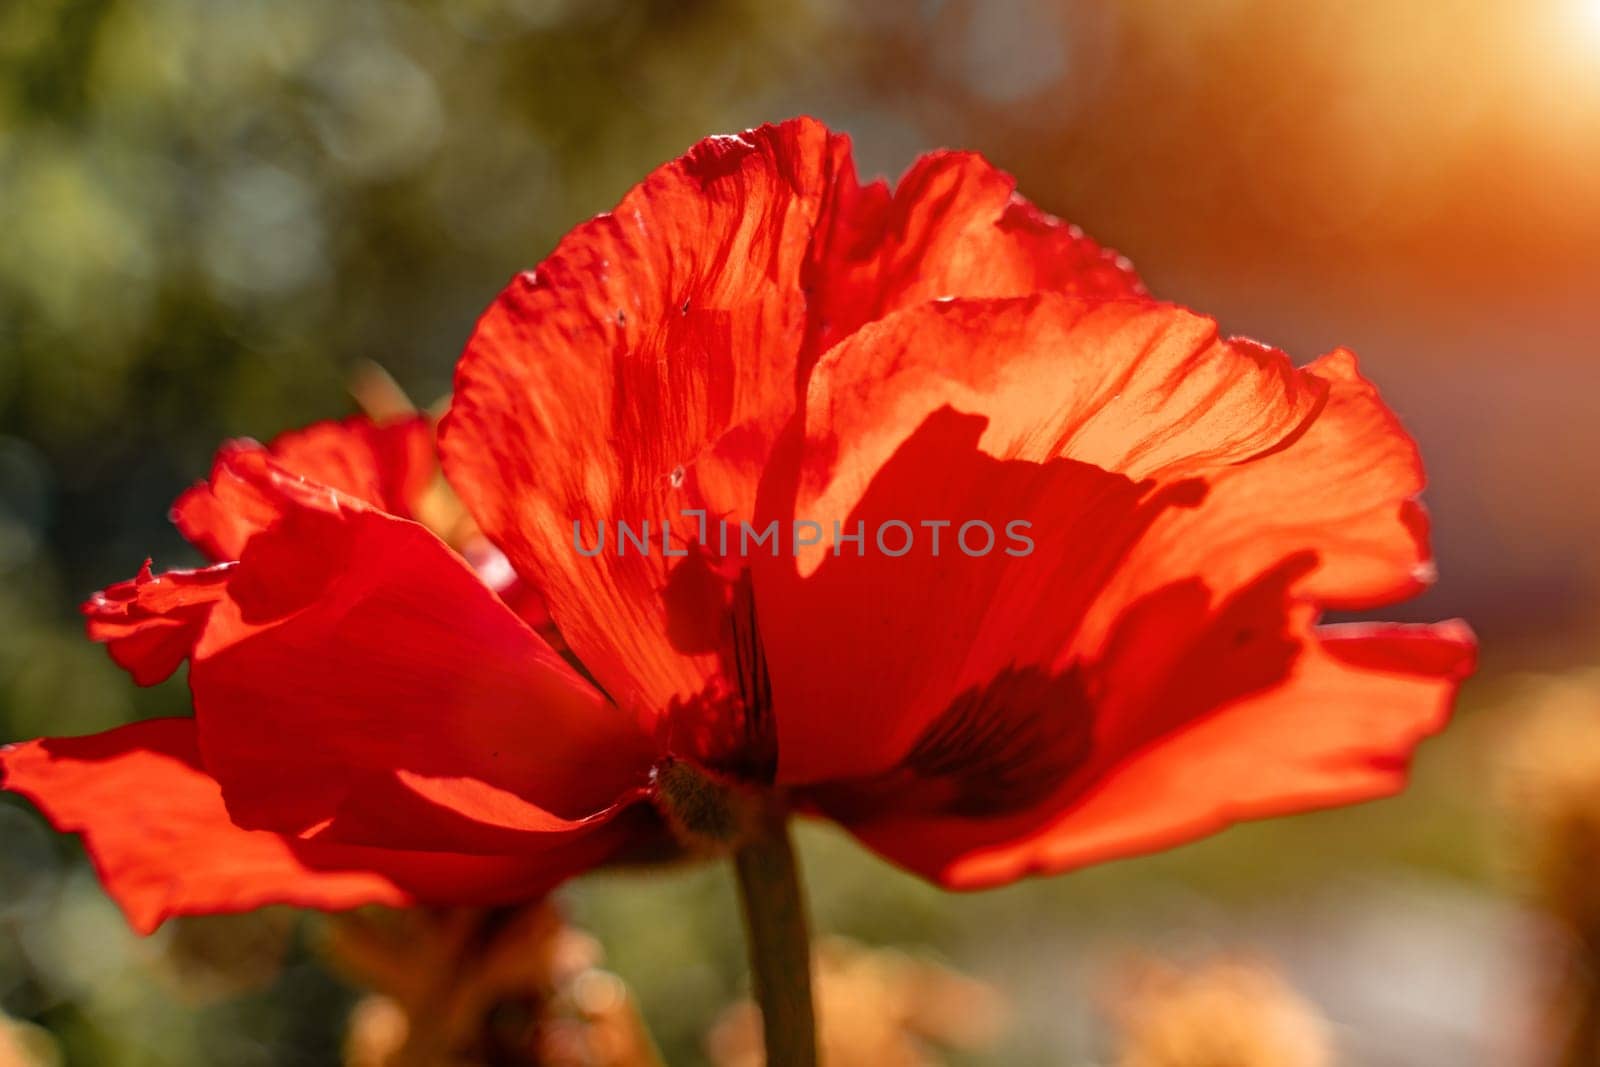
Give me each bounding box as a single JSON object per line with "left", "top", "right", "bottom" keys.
{"left": 1, "top": 118, "right": 1474, "bottom": 933}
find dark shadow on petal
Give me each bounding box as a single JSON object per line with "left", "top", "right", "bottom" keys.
{"left": 811, "top": 665, "right": 1095, "bottom": 820}
{"left": 753, "top": 404, "right": 1206, "bottom": 786}
{"left": 660, "top": 570, "right": 779, "bottom": 783}
{"left": 805, "top": 557, "right": 1317, "bottom": 853}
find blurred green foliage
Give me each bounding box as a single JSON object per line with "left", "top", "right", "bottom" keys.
{"left": 0, "top": 0, "right": 857, "bottom": 583}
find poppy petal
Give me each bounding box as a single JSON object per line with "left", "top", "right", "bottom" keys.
{"left": 760, "top": 296, "right": 1325, "bottom": 785}
{"left": 1072, "top": 349, "right": 1434, "bottom": 670}
{"left": 82, "top": 561, "right": 233, "bottom": 686}
{"left": 174, "top": 415, "right": 435, "bottom": 562}
{"left": 183, "top": 450, "right": 654, "bottom": 845}
{"left": 86, "top": 418, "right": 436, "bottom": 688}
{"left": 804, "top": 150, "right": 1142, "bottom": 356}
{"left": 441, "top": 118, "right": 863, "bottom": 722}
{"left": 0, "top": 720, "right": 633, "bottom": 933}
{"left": 832, "top": 621, "right": 1476, "bottom": 888}
{"left": 791, "top": 296, "right": 1324, "bottom": 526}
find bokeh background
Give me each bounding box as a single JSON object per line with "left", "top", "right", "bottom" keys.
{"left": 2, "top": 0, "right": 1598, "bottom": 1063}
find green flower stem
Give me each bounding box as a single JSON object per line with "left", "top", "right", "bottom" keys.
{"left": 732, "top": 809, "right": 817, "bottom": 1067}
